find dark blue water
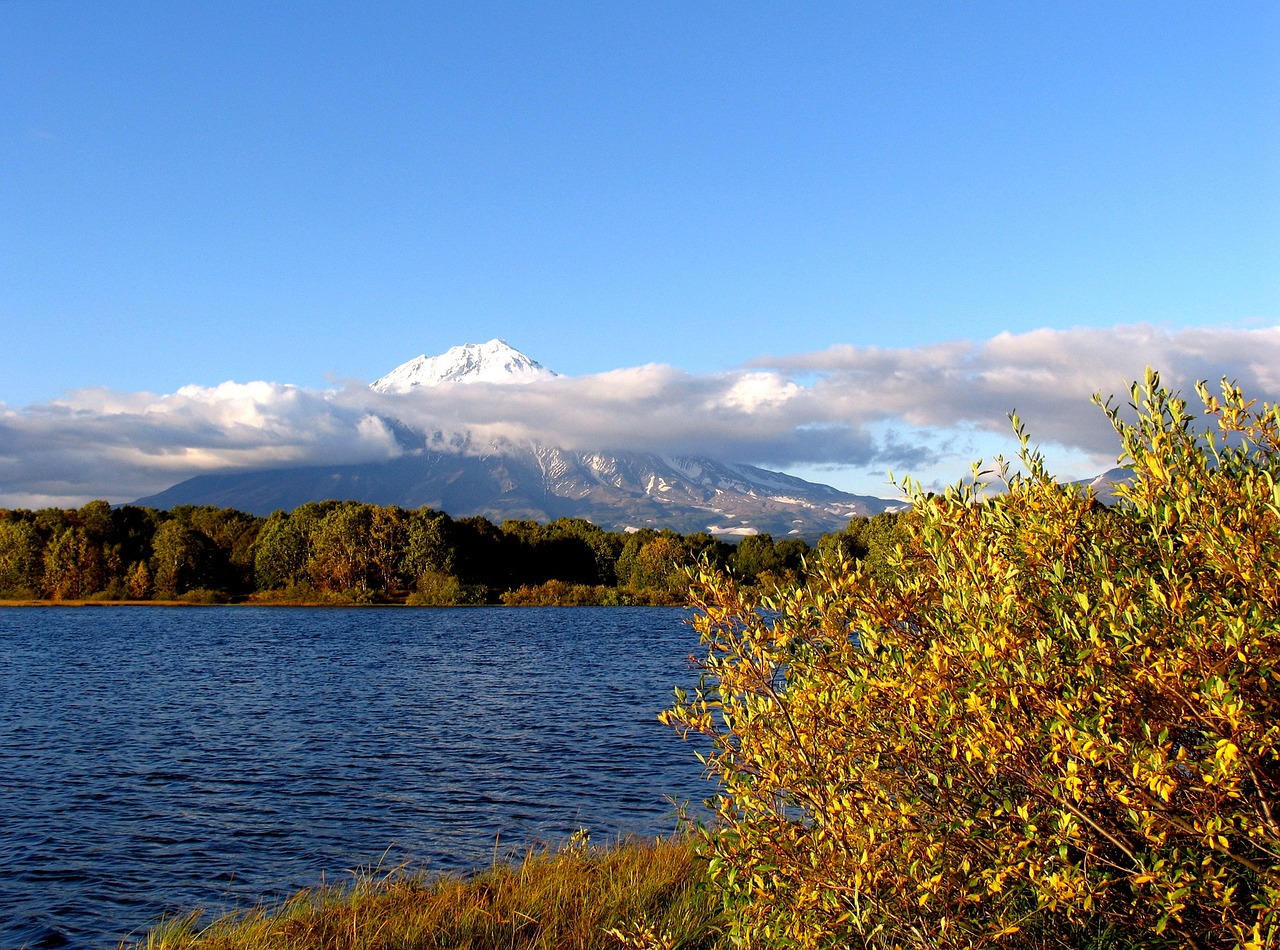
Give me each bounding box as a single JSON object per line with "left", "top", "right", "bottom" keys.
{"left": 0, "top": 607, "right": 709, "bottom": 949}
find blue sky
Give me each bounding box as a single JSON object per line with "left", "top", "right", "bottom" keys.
{"left": 1, "top": 2, "right": 1278, "bottom": 505}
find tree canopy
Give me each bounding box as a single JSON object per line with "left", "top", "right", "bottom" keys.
{"left": 0, "top": 498, "right": 844, "bottom": 606}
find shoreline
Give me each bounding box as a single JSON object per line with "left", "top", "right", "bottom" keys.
{"left": 0, "top": 599, "right": 678, "bottom": 608}
{"left": 119, "top": 836, "right": 721, "bottom": 950}
{"left": 0, "top": 598, "right": 422, "bottom": 607}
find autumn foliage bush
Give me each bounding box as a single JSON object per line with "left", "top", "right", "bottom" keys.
{"left": 664, "top": 372, "right": 1280, "bottom": 949}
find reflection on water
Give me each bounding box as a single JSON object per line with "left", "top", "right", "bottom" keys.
{"left": 0, "top": 606, "right": 708, "bottom": 949}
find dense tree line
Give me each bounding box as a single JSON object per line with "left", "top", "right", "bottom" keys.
{"left": 0, "top": 499, "right": 897, "bottom": 605}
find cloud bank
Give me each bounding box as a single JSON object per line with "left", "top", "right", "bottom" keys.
{"left": 2, "top": 324, "right": 1278, "bottom": 508}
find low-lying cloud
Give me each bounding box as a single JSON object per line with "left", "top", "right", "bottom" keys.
{"left": 2, "top": 323, "right": 1277, "bottom": 508}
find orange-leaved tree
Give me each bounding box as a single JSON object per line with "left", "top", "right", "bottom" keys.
{"left": 663, "top": 370, "right": 1280, "bottom": 949}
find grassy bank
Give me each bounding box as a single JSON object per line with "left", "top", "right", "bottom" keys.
{"left": 126, "top": 837, "right": 723, "bottom": 950}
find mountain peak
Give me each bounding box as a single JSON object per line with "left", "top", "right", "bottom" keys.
{"left": 371, "top": 339, "right": 558, "bottom": 393}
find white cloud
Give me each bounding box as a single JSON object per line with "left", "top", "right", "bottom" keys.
{"left": 769, "top": 323, "right": 1280, "bottom": 458}
{"left": 2, "top": 323, "right": 1277, "bottom": 508}
{"left": 721, "top": 372, "right": 803, "bottom": 411}
{"left": 0, "top": 381, "right": 406, "bottom": 507}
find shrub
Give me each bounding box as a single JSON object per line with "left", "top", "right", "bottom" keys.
{"left": 406, "top": 569, "right": 486, "bottom": 606}
{"left": 178, "top": 587, "right": 230, "bottom": 605}
{"left": 664, "top": 371, "right": 1280, "bottom": 949}
{"left": 615, "top": 585, "right": 687, "bottom": 607}
{"left": 87, "top": 579, "right": 129, "bottom": 601}
{"left": 245, "top": 582, "right": 351, "bottom": 605}
{"left": 500, "top": 580, "right": 614, "bottom": 606}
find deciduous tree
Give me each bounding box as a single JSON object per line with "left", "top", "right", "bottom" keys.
{"left": 41, "top": 526, "right": 103, "bottom": 599}
{"left": 253, "top": 511, "right": 310, "bottom": 590}
{"left": 150, "top": 519, "right": 214, "bottom": 597}
{"left": 307, "top": 502, "right": 375, "bottom": 592}
{"left": 0, "top": 519, "right": 41, "bottom": 596}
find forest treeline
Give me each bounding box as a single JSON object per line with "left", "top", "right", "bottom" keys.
{"left": 0, "top": 499, "right": 904, "bottom": 605}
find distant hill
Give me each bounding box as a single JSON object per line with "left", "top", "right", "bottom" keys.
{"left": 135, "top": 340, "right": 901, "bottom": 535}
{"left": 1074, "top": 466, "right": 1131, "bottom": 504}
{"left": 134, "top": 445, "right": 901, "bottom": 536}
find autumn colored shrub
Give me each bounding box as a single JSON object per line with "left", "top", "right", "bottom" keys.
{"left": 405, "top": 568, "right": 486, "bottom": 606}
{"left": 664, "top": 371, "right": 1280, "bottom": 949}
{"left": 500, "top": 579, "right": 614, "bottom": 605}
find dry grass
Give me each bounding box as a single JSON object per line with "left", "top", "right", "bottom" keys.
{"left": 126, "top": 837, "right": 723, "bottom": 950}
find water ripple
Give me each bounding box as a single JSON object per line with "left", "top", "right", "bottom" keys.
{"left": 0, "top": 606, "right": 708, "bottom": 949}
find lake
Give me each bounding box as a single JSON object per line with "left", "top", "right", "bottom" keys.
{"left": 0, "top": 606, "right": 711, "bottom": 949}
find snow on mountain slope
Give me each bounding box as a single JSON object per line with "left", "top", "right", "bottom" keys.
{"left": 1081, "top": 466, "right": 1131, "bottom": 504}
{"left": 137, "top": 341, "right": 906, "bottom": 534}
{"left": 371, "top": 339, "right": 557, "bottom": 392}
{"left": 136, "top": 443, "right": 903, "bottom": 536}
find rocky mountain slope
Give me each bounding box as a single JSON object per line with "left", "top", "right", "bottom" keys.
{"left": 136, "top": 342, "right": 900, "bottom": 535}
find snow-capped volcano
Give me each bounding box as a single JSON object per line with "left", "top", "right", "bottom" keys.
{"left": 371, "top": 339, "right": 557, "bottom": 392}
{"left": 138, "top": 339, "right": 903, "bottom": 534}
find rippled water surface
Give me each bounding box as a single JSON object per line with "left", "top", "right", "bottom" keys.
{"left": 0, "top": 607, "right": 708, "bottom": 949}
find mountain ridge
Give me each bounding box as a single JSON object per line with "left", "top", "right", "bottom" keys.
{"left": 134, "top": 445, "right": 903, "bottom": 536}
{"left": 135, "top": 341, "right": 902, "bottom": 535}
